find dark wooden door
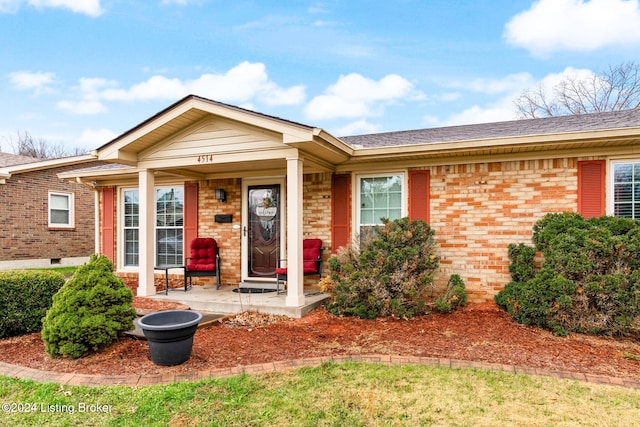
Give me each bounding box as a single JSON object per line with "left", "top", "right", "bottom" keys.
{"left": 247, "top": 184, "right": 280, "bottom": 278}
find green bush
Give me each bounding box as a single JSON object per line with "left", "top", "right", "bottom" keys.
{"left": 507, "top": 243, "right": 537, "bottom": 283}
{"left": 0, "top": 270, "right": 65, "bottom": 338}
{"left": 323, "top": 217, "right": 444, "bottom": 319}
{"left": 41, "top": 255, "right": 137, "bottom": 358}
{"left": 496, "top": 213, "right": 640, "bottom": 336}
{"left": 434, "top": 274, "right": 468, "bottom": 312}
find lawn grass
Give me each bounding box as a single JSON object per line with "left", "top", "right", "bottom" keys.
{"left": 1, "top": 362, "right": 639, "bottom": 426}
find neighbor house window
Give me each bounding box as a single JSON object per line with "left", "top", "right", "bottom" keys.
{"left": 612, "top": 161, "right": 640, "bottom": 219}
{"left": 121, "top": 186, "right": 184, "bottom": 267}
{"left": 49, "top": 192, "right": 74, "bottom": 228}
{"left": 155, "top": 187, "right": 184, "bottom": 266}
{"left": 358, "top": 174, "right": 404, "bottom": 238}
{"left": 123, "top": 189, "right": 139, "bottom": 267}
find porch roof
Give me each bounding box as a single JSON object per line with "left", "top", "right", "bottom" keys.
{"left": 90, "top": 95, "right": 352, "bottom": 180}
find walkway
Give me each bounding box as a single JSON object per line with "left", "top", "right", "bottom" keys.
{"left": 2, "top": 355, "right": 639, "bottom": 389}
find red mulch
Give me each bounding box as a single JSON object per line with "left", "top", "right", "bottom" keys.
{"left": 1, "top": 295, "right": 640, "bottom": 379}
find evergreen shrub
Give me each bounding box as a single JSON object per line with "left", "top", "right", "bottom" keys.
{"left": 434, "top": 274, "right": 468, "bottom": 312}
{"left": 495, "top": 213, "right": 640, "bottom": 336}
{"left": 41, "top": 255, "right": 137, "bottom": 358}
{"left": 321, "top": 217, "right": 465, "bottom": 319}
{"left": 0, "top": 270, "right": 65, "bottom": 338}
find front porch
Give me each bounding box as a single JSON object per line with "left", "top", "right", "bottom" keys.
{"left": 144, "top": 283, "right": 330, "bottom": 318}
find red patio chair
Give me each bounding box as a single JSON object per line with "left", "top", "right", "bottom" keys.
{"left": 185, "top": 237, "right": 221, "bottom": 289}
{"left": 275, "top": 238, "right": 323, "bottom": 294}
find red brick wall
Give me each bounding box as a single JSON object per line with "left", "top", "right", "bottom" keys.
{"left": 0, "top": 162, "right": 100, "bottom": 263}
{"left": 428, "top": 158, "right": 580, "bottom": 302}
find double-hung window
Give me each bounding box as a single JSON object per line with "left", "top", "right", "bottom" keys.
{"left": 123, "top": 189, "right": 139, "bottom": 267}
{"left": 612, "top": 161, "right": 640, "bottom": 219}
{"left": 155, "top": 187, "right": 184, "bottom": 266}
{"left": 49, "top": 192, "right": 74, "bottom": 228}
{"left": 121, "top": 186, "right": 184, "bottom": 268}
{"left": 358, "top": 173, "right": 404, "bottom": 238}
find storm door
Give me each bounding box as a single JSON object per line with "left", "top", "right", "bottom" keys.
{"left": 244, "top": 182, "right": 283, "bottom": 280}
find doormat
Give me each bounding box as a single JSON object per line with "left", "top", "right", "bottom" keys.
{"left": 233, "top": 287, "right": 277, "bottom": 294}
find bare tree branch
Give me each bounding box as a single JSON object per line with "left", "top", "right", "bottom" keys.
{"left": 515, "top": 61, "right": 640, "bottom": 118}
{"left": 3, "top": 131, "right": 88, "bottom": 159}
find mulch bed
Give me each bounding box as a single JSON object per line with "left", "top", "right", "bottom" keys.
{"left": 1, "top": 294, "right": 640, "bottom": 379}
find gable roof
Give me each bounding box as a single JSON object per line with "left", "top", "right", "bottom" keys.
{"left": 0, "top": 152, "right": 39, "bottom": 167}
{"left": 341, "top": 108, "right": 640, "bottom": 148}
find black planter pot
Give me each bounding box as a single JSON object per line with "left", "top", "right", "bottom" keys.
{"left": 138, "top": 310, "right": 203, "bottom": 366}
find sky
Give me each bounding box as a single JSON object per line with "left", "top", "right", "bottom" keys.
{"left": 1, "top": 0, "right": 640, "bottom": 154}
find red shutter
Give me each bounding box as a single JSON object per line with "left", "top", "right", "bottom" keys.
{"left": 101, "top": 187, "right": 115, "bottom": 262}
{"left": 331, "top": 174, "right": 351, "bottom": 252}
{"left": 408, "top": 170, "right": 430, "bottom": 223}
{"left": 184, "top": 182, "right": 199, "bottom": 257}
{"left": 578, "top": 160, "right": 605, "bottom": 219}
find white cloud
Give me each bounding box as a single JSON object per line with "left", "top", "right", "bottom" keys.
{"left": 335, "top": 119, "right": 383, "bottom": 137}
{"left": 0, "top": 0, "right": 104, "bottom": 16}
{"left": 436, "top": 67, "right": 596, "bottom": 126}
{"left": 442, "top": 103, "right": 518, "bottom": 127}
{"left": 504, "top": 0, "right": 640, "bottom": 56}
{"left": 8, "top": 70, "right": 56, "bottom": 94}
{"left": 448, "top": 72, "right": 534, "bottom": 95}
{"left": 57, "top": 61, "right": 306, "bottom": 115}
{"left": 305, "top": 73, "right": 414, "bottom": 120}
{"left": 57, "top": 99, "right": 107, "bottom": 115}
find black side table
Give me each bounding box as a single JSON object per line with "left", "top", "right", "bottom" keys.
{"left": 154, "top": 265, "right": 187, "bottom": 295}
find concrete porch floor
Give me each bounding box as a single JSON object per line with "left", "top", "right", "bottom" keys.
{"left": 144, "top": 284, "right": 330, "bottom": 318}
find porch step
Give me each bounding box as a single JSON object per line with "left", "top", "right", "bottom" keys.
{"left": 239, "top": 281, "right": 278, "bottom": 290}
{"left": 144, "top": 285, "right": 330, "bottom": 318}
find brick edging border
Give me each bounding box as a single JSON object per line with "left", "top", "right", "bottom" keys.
{"left": 1, "top": 355, "right": 639, "bottom": 389}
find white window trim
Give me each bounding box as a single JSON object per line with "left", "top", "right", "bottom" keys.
{"left": 608, "top": 159, "right": 640, "bottom": 218}
{"left": 354, "top": 171, "right": 407, "bottom": 236}
{"left": 154, "top": 185, "right": 185, "bottom": 267}
{"left": 48, "top": 191, "right": 74, "bottom": 228}
{"left": 121, "top": 188, "right": 140, "bottom": 269}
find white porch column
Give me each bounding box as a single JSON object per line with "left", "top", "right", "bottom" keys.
{"left": 137, "top": 169, "right": 156, "bottom": 297}
{"left": 286, "top": 155, "right": 305, "bottom": 307}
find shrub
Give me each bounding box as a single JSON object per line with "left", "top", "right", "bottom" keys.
{"left": 496, "top": 213, "right": 640, "bottom": 336}
{"left": 434, "top": 274, "right": 468, "bottom": 313}
{"left": 0, "top": 270, "right": 65, "bottom": 338}
{"left": 41, "top": 255, "right": 137, "bottom": 358}
{"left": 507, "top": 243, "right": 537, "bottom": 283}
{"left": 324, "top": 217, "right": 444, "bottom": 319}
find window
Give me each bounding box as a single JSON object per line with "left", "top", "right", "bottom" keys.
{"left": 155, "top": 187, "right": 184, "bottom": 266}
{"left": 123, "top": 189, "right": 139, "bottom": 267}
{"left": 49, "top": 192, "right": 74, "bottom": 228}
{"left": 612, "top": 161, "right": 640, "bottom": 219}
{"left": 121, "top": 186, "right": 184, "bottom": 268}
{"left": 358, "top": 174, "right": 404, "bottom": 237}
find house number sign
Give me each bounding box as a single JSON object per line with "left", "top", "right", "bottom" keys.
{"left": 197, "top": 154, "right": 214, "bottom": 163}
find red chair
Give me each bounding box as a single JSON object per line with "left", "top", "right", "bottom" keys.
{"left": 275, "top": 239, "right": 323, "bottom": 294}
{"left": 185, "top": 238, "right": 221, "bottom": 289}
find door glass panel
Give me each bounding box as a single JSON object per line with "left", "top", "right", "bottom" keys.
{"left": 248, "top": 184, "right": 280, "bottom": 278}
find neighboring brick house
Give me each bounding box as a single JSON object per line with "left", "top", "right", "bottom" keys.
{"left": 60, "top": 95, "right": 640, "bottom": 307}
{"left": 0, "top": 153, "right": 101, "bottom": 269}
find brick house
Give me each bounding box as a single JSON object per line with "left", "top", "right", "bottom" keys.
{"left": 60, "top": 95, "right": 640, "bottom": 307}
{"left": 0, "top": 153, "right": 101, "bottom": 269}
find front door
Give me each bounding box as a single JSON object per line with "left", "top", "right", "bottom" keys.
{"left": 242, "top": 180, "right": 285, "bottom": 281}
